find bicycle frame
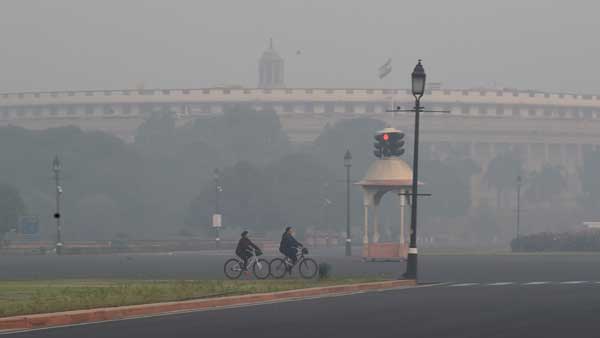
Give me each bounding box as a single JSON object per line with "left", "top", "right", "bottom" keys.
{"left": 284, "top": 247, "right": 306, "bottom": 267}
{"left": 239, "top": 248, "right": 262, "bottom": 270}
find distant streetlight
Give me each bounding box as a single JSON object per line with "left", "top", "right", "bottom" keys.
{"left": 213, "top": 168, "right": 222, "bottom": 249}
{"left": 516, "top": 175, "right": 522, "bottom": 251}
{"left": 52, "top": 155, "right": 63, "bottom": 255}
{"left": 344, "top": 150, "right": 352, "bottom": 256}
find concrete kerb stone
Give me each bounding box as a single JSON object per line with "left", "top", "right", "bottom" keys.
{"left": 0, "top": 279, "right": 416, "bottom": 331}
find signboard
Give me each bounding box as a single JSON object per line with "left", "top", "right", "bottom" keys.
{"left": 212, "top": 214, "right": 222, "bottom": 228}
{"left": 19, "top": 216, "right": 39, "bottom": 235}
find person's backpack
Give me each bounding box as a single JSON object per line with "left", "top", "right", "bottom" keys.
{"left": 279, "top": 233, "right": 287, "bottom": 252}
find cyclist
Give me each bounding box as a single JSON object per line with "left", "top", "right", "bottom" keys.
{"left": 236, "top": 231, "right": 261, "bottom": 270}
{"left": 279, "top": 226, "right": 303, "bottom": 265}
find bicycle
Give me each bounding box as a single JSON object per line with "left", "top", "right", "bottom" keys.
{"left": 223, "top": 248, "right": 270, "bottom": 280}
{"left": 270, "top": 247, "right": 318, "bottom": 279}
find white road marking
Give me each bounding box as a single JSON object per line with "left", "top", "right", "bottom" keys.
{"left": 486, "top": 282, "right": 515, "bottom": 286}
{"left": 448, "top": 283, "right": 479, "bottom": 287}
{"left": 522, "top": 281, "right": 551, "bottom": 285}
{"left": 560, "top": 281, "right": 588, "bottom": 285}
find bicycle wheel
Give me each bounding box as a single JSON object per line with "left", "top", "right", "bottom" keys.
{"left": 299, "top": 258, "right": 318, "bottom": 279}
{"left": 224, "top": 258, "right": 243, "bottom": 279}
{"left": 270, "top": 258, "right": 288, "bottom": 279}
{"left": 253, "top": 258, "right": 271, "bottom": 279}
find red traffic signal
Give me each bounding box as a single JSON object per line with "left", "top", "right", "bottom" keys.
{"left": 373, "top": 128, "right": 405, "bottom": 159}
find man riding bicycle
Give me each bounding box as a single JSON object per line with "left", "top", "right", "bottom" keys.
{"left": 279, "top": 226, "right": 303, "bottom": 265}
{"left": 236, "top": 231, "right": 261, "bottom": 270}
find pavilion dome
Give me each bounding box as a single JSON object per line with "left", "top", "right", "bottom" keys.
{"left": 357, "top": 158, "right": 414, "bottom": 187}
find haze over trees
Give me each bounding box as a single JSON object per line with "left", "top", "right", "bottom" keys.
{"left": 0, "top": 183, "right": 26, "bottom": 244}
{"left": 0, "top": 104, "right": 596, "bottom": 245}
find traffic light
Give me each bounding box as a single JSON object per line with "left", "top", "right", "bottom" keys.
{"left": 374, "top": 133, "right": 385, "bottom": 158}
{"left": 373, "top": 128, "right": 405, "bottom": 159}
{"left": 387, "top": 132, "right": 405, "bottom": 157}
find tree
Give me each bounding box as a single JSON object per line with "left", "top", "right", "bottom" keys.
{"left": 580, "top": 149, "right": 600, "bottom": 217}
{"left": 484, "top": 150, "right": 522, "bottom": 209}
{"left": 135, "top": 111, "right": 176, "bottom": 152}
{"left": 524, "top": 165, "right": 566, "bottom": 206}
{"left": 0, "top": 184, "right": 26, "bottom": 242}
{"left": 312, "top": 118, "right": 387, "bottom": 175}
{"left": 186, "top": 153, "right": 343, "bottom": 235}
{"left": 421, "top": 157, "right": 479, "bottom": 219}
{"left": 180, "top": 104, "right": 291, "bottom": 167}
{"left": 0, "top": 126, "right": 144, "bottom": 239}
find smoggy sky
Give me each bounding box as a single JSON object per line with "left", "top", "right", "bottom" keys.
{"left": 0, "top": 0, "right": 597, "bottom": 93}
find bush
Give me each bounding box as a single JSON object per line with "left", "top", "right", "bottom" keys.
{"left": 318, "top": 262, "right": 332, "bottom": 280}
{"left": 512, "top": 229, "right": 600, "bottom": 252}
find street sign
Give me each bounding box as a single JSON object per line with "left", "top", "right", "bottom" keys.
{"left": 19, "top": 216, "right": 39, "bottom": 235}
{"left": 212, "top": 214, "right": 222, "bottom": 228}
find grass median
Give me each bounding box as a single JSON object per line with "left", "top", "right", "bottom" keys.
{"left": 0, "top": 277, "right": 386, "bottom": 318}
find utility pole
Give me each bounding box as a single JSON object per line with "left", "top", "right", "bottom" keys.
{"left": 52, "top": 155, "right": 63, "bottom": 255}
{"left": 516, "top": 175, "right": 522, "bottom": 251}
{"left": 344, "top": 150, "right": 352, "bottom": 256}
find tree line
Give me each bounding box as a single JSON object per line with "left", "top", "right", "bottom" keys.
{"left": 1, "top": 104, "right": 600, "bottom": 245}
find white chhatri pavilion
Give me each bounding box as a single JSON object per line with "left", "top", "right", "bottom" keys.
{"left": 357, "top": 157, "right": 416, "bottom": 260}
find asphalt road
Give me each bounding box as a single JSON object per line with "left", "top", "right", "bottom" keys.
{"left": 5, "top": 249, "right": 600, "bottom": 337}
{"left": 3, "top": 248, "right": 600, "bottom": 283}
{"left": 7, "top": 282, "right": 600, "bottom": 338}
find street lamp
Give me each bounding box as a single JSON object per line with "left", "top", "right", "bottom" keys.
{"left": 516, "top": 175, "right": 522, "bottom": 251}
{"left": 405, "top": 60, "right": 426, "bottom": 279}
{"left": 213, "top": 169, "right": 222, "bottom": 249}
{"left": 344, "top": 150, "right": 352, "bottom": 256}
{"left": 52, "top": 155, "right": 63, "bottom": 255}
{"left": 411, "top": 60, "right": 426, "bottom": 98}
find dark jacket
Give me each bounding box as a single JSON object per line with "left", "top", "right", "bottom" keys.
{"left": 279, "top": 232, "right": 301, "bottom": 252}
{"left": 236, "top": 237, "right": 260, "bottom": 256}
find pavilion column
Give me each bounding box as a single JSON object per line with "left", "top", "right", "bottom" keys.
{"left": 399, "top": 190, "right": 406, "bottom": 245}
{"left": 372, "top": 201, "right": 380, "bottom": 243}
{"left": 363, "top": 203, "right": 369, "bottom": 245}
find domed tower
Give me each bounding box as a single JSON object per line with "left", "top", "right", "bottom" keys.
{"left": 258, "top": 38, "right": 285, "bottom": 88}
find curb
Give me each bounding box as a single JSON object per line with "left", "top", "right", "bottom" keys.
{"left": 0, "top": 279, "right": 416, "bottom": 331}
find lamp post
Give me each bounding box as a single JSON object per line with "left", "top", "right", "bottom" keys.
{"left": 516, "top": 175, "right": 522, "bottom": 251}
{"left": 52, "top": 155, "right": 63, "bottom": 255}
{"left": 213, "top": 169, "right": 222, "bottom": 249}
{"left": 404, "top": 60, "right": 426, "bottom": 279}
{"left": 344, "top": 150, "right": 352, "bottom": 256}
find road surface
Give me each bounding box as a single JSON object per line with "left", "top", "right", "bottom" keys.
{"left": 3, "top": 248, "right": 600, "bottom": 283}
{"left": 6, "top": 281, "right": 600, "bottom": 337}
{"left": 4, "top": 249, "right": 600, "bottom": 337}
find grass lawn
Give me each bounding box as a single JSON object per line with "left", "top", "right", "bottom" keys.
{"left": 0, "top": 277, "right": 385, "bottom": 318}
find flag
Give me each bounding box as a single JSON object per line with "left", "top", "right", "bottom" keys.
{"left": 378, "top": 58, "right": 392, "bottom": 79}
